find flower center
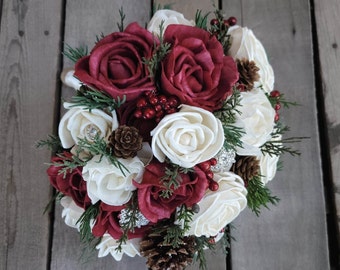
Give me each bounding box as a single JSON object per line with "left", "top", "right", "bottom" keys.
{"left": 86, "top": 124, "right": 101, "bottom": 141}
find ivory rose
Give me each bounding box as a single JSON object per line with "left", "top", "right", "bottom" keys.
{"left": 60, "top": 196, "right": 85, "bottom": 230}
{"left": 58, "top": 102, "right": 118, "bottom": 149}
{"left": 96, "top": 234, "right": 141, "bottom": 261}
{"left": 228, "top": 26, "right": 274, "bottom": 92}
{"left": 147, "top": 9, "right": 195, "bottom": 36}
{"left": 187, "top": 171, "right": 247, "bottom": 237}
{"left": 259, "top": 134, "right": 282, "bottom": 184}
{"left": 151, "top": 105, "right": 224, "bottom": 168}
{"left": 235, "top": 88, "right": 276, "bottom": 156}
{"left": 82, "top": 155, "right": 144, "bottom": 206}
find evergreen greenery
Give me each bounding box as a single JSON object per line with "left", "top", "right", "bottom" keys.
{"left": 76, "top": 135, "right": 129, "bottom": 176}
{"left": 36, "top": 134, "right": 62, "bottom": 153}
{"left": 117, "top": 7, "right": 126, "bottom": 32}
{"left": 193, "top": 235, "right": 216, "bottom": 270}
{"left": 70, "top": 85, "right": 126, "bottom": 112}
{"left": 247, "top": 176, "right": 280, "bottom": 216}
{"left": 77, "top": 202, "right": 100, "bottom": 245}
{"left": 63, "top": 43, "right": 88, "bottom": 63}
{"left": 143, "top": 21, "right": 171, "bottom": 80}
{"left": 195, "top": 10, "right": 210, "bottom": 30}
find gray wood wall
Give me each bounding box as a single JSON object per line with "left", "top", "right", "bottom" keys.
{"left": 0, "top": 0, "right": 338, "bottom": 269}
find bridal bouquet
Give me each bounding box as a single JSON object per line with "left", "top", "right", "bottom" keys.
{"left": 40, "top": 8, "right": 298, "bottom": 270}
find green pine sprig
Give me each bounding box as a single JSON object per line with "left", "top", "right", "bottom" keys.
{"left": 261, "top": 123, "right": 307, "bottom": 157}
{"left": 195, "top": 10, "right": 210, "bottom": 30}
{"left": 70, "top": 85, "right": 126, "bottom": 112}
{"left": 49, "top": 152, "right": 87, "bottom": 178}
{"left": 36, "top": 134, "right": 62, "bottom": 153}
{"left": 266, "top": 92, "right": 299, "bottom": 109}
{"left": 193, "top": 235, "right": 216, "bottom": 270}
{"left": 76, "top": 135, "right": 129, "bottom": 176}
{"left": 176, "top": 204, "right": 194, "bottom": 234}
{"left": 115, "top": 194, "right": 140, "bottom": 252}
{"left": 214, "top": 90, "right": 244, "bottom": 150}
{"left": 160, "top": 162, "right": 193, "bottom": 198}
{"left": 77, "top": 202, "right": 100, "bottom": 245}
{"left": 152, "top": 3, "right": 174, "bottom": 15}
{"left": 117, "top": 7, "right": 126, "bottom": 32}
{"left": 143, "top": 21, "right": 171, "bottom": 79}
{"left": 209, "top": 9, "right": 232, "bottom": 54}
{"left": 247, "top": 176, "right": 280, "bottom": 216}
{"left": 63, "top": 43, "right": 88, "bottom": 63}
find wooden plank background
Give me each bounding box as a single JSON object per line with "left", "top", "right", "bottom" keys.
{"left": 0, "top": 0, "right": 338, "bottom": 269}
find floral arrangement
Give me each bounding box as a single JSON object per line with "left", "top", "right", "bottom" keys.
{"left": 39, "top": 8, "right": 299, "bottom": 270}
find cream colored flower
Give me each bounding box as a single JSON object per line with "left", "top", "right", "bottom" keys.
{"left": 187, "top": 171, "right": 247, "bottom": 237}
{"left": 96, "top": 234, "right": 140, "bottom": 261}
{"left": 235, "top": 88, "right": 276, "bottom": 156}
{"left": 228, "top": 26, "right": 274, "bottom": 92}
{"left": 58, "top": 102, "right": 118, "bottom": 149}
{"left": 60, "top": 196, "right": 84, "bottom": 230}
{"left": 147, "top": 9, "right": 195, "bottom": 36}
{"left": 82, "top": 155, "right": 144, "bottom": 206}
{"left": 259, "top": 134, "right": 282, "bottom": 184}
{"left": 151, "top": 105, "right": 224, "bottom": 168}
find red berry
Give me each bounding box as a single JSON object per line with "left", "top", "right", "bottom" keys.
{"left": 274, "top": 112, "right": 280, "bottom": 122}
{"left": 134, "top": 109, "right": 143, "bottom": 118}
{"left": 270, "top": 90, "right": 281, "bottom": 98}
{"left": 199, "top": 161, "right": 211, "bottom": 172}
{"left": 275, "top": 102, "right": 281, "bottom": 111}
{"left": 210, "top": 18, "right": 219, "bottom": 25}
{"left": 206, "top": 171, "right": 214, "bottom": 180}
{"left": 137, "top": 97, "right": 148, "bottom": 108}
{"left": 163, "top": 104, "right": 171, "bottom": 111}
{"left": 228, "top": 16, "right": 237, "bottom": 26}
{"left": 209, "top": 158, "right": 217, "bottom": 166}
{"left": 208, "top": 238, "right": 216, "bottom": 244}
{"left": 149, "top": 96, "right": 158, "bottom": 105}
{"left": 209, "top": 181, "right": 219, "bottom": 191}
{"left": 158, "top": 95, "right": 167, "bottom": 104}
{"left": 154, "top": 104, "right": 163, "bottom": 112}
{"left": 143, "top": 108, "right": 156, "bottom": 119}
{"left": 156, "top": 110, "right": 164, "bottom": 118}
{"left": 223, "top": 19, "right": 230, "bottom": 27}
{"left": 166, "top": 108, "right": 177, "bottom": 114}
{"left": 168, "top": 96, "right": 179, "bottom": 107}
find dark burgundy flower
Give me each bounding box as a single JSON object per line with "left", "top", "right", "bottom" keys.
{"left": 47, "top": 152, "right": 90, "bottom": 209}
{"left": 92, "top": 203, "right": 150, "bottom": 239}
{"left": 161, "top": 25, "right": 239, "bottom": 111}
{"left": 134, "top": 160, "right": 209, "bottom": 223}
{"left": 74, "top": 23, "right": 158, "bottom": 101}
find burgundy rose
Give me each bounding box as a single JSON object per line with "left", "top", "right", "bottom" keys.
{"left": 161, "top": 25, "right": 239, "bottom": 111}
{"left": 134, "top": 160, "right": 209, "bottom": 223}
{"left": 92, "top": 203, "right": 149, "bottom": 239}
{"left": 47, "top": 152, "right": 90, "bottom": 209}
{"left": 74, "top": 22, "right": 158, "bottom": 101}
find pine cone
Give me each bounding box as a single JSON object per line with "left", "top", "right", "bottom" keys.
{"left": 108, "top": 125, "right": 143, "bottom": 159}
{"left": 140, "top": 229, "right": 196, "bottom": 270}
{"left": 230, "top": 155, "right": 260, "bottom": 186}
{"left": 237, "top": 58, "right": 260, "bottom": 91}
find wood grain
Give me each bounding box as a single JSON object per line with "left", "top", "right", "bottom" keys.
{"left": 0, "top": 0, "right": 63, "bottom": 269}
{"left": 222, "top": 0, "right": 330, "bottom": 269}
{"left": 51, "top": 1, "right": 151, "bottom": 269}
{"left": 314, "top": 0, "right": 340, "bottom": 266}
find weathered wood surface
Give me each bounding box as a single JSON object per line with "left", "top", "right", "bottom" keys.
{"left": 223, "top": 0, "right": 330, "bottom": 269}
{"left": 0, "top": 0, "right": 63, "bottom": 270}
{"left": 314, "top": 0, "right": 340, "bottom": 267}
{"left": 0, "top": 0, "right": 338, "bottom": 269}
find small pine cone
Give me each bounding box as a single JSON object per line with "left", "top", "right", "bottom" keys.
{"left": 140, "top": 230, "right": 196, "bottom": 270}
{"left": 230, "top": 155, "right": 260, "bottom": 186}
{"left": 237, "top": 58, "right": 260, "bottom": 91}
{"left": 108, "top": 125, "right": 143, "bottom": 159}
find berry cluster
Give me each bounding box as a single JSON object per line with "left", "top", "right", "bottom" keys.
{"left": 197, "top": 158, "right": 219, "bottom": 191}
{"left": 133, "top": 92, "right": 180, "bottom": 123}
{"left": 270, "top": 90, "right": 282, "bottom": 122}
{"left": 210, "top": 16, "right": 237, "bottom": 28}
